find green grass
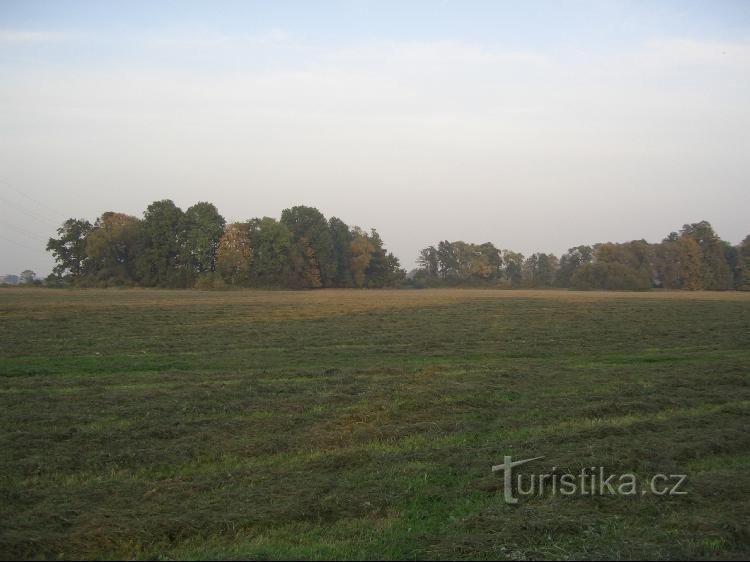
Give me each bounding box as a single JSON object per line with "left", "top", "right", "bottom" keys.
{"left": 1, "top": 288, "right": 749, "bottom": 560}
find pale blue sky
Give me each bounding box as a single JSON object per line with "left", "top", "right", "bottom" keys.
{"left": 1, "top": 1, "right": 749, "bottom": 276}
{"left": 2, "top": 1, "right": 749, "bottom": 46}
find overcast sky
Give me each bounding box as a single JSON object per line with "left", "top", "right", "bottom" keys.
{"left": 1, "top": 0, "right": 749, "bottom": 277}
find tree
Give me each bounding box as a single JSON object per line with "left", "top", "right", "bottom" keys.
{"left": 436, "top": 240, "right": 458, "bottom": 281}
{"left": 595, "top": 240, "right": 652, "bottom": 272}
{"left": 738, "top": 235, "right": 750, "bottom": 291}
{"left": 409, "top": 220, "right": 739, "bottom": 293}
{"left": 349, "top": 228, "right": 376, "bottom": 287}
{"left": 363, "top": 229, "right": 404, "bottom": 287}
{"left": 180, "top": 202, "right": 226, "bottom": 277}
{"left": 329, "top": 217, "right": 354, "bottom": 287}
{"left": 416, "top": 241, "right": 500, "bottom": 284}
{"left": 502, "top": 250, "right": 524, "bottom": 286}
{"left": 39, "top": 199, "right": 406, "bottom": 289}
{"left": 450, "top": 241, "right": 482, "bottom": 282}
{"left": 19, "top": 270, "right": 36, "bottom": 284}
{"left": 653, "top": 234, "right": 702, "bottom": 290}
{"left": 722, "top": 241, "right": 741, "bottom": 289}
{"left": 556, "top": 245, "right": 593, "bottom": 287}
{"left": 571, "top": 262, "right": 651, "bottom": 291}
{"left": 681, "top": 221, "right": 733, "bottom": 290}
{"left": 442, "top": 241, "right": 468, "bottom": 281}
{"left": 299, "top": 236, "right": 322, "bottom": 288}
{"left": 476, "top": 242, "right": 502, "bottom": 281}
{"left": 46, "top": 218, "right": 93, "bottom": 283}
{"left": 589, "top": 240, "right": 654, "bottom": 290}
{"left": 246, "top": 217, "right": 294, "bottom": 287}
{"left": 281, "top": 206, "right": 337, "bottom": 287}
{"left": 216, "top": 222, "right": 253, "bottom": 285}
{"left": 136, "top": 200, "right": 184, "bottom": 287}
{"left": 522, "top": 253, "right": 558, "bottom": 287}
{"left": 85, "top": 212, "right": 141, "bottom": 285}
{"left": 417, "top": 245, "right": 439, "bottom": 279}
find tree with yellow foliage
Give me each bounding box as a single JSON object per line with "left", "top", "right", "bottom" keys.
{"left": 216, "top": 222, "right": 253, "bottom": 285}
{"left": 350, "top": 229, "right": 375, "bottom": 287}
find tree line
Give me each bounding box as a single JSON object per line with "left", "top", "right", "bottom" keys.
{"left": 45, "top": 201, "right": 405, "bottom": 289}
{"left": 39, "top": 212, "right": 750, "bottom": 291}
{"left": 414, "top": 221, "right": 750, "bottom": 291}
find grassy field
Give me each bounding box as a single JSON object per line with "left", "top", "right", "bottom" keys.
{"left": 1, "top": 288, "right": 749, "bottom": 560}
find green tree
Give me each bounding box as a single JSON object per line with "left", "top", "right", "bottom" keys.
{"left": 522, "top": 253, "right": 559, "bottom": 287}
{"left": 329, "top": 217, "right": 353, "bottom": 287}
{"left": 446, "top": 241, "right": 472, "bottom": 282}
{"left": 85, "top": 212, "right": 141, "bottom": 285}
{"left": 596, "top": 240, "right": 652, "bottom": 271}
{"left": 180, "top": 202, "right": 226, "bottom": 278}
{"left": 417, "top": 241, "right": 500, "bottom": 284}
{"left": 737, "top": 235, "right": 750, "bottom": 291}
{"left": 19, "top": 269, "right": 36, "bottom": 284}
{"left": 571, "top": 262, "right": 651, "bottom": 291}
{"left": 246, "top": 217, "right": 294, "bottom": 287}
{"left": 436, "top": 240, "right": 459, "bottom": 281}
{"left": 136, "top": 200, "right": 184, "bottom": 287}
{"left": 417, "top": 245, "right": 439, "bottom": 279}
{"left": 46, "top": 218, "right": 93, "bottom": 283}
{"left": 591, "top": 240, "right": 653, "bottom": 289}
{"left": 476, "top": 242, "right": 502, "bottom": 280}
{"left": 363, "top": 229, "right": 404, "bottom": 287}
{"left": 502, "top": 250, "right": 524, "bottom": 287}
{"left": 281, "top": 206, "right": 337, "bottom": 287}
{"left": 722, "top": 241, "right": 741, "bottom": 289}
{"left": 556, "top": 245, "right": 593, "bottom": 287}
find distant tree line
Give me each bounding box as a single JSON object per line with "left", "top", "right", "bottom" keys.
{"left": 0, "top": 271, "right": 39, "bottom": 286}
{"left": 46, "top": 201, "right": 405, "bottom": 288}
{"left": 413, "top": 221, "right": 750, "bottom": 291}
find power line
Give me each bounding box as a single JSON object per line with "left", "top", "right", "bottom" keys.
{"left": 0, "top": 195, "right": 60, "bottom": 230}
{"left": 0, "top": 233, "right": 40, "bottom": 252}
{"left": 0, "top": 179, "right": 62, "bottom": 223}
{"left": 2, "top": 217, "right": 51, "bottom": 245}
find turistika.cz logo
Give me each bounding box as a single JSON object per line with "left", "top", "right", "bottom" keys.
{"left": 492, "top": 455, "right": 687, "bottom": 505}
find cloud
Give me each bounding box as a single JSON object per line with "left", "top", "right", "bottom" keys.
{"left": 141, "top": 28, "right": 292, "bottom": 50}
{"left": 0, "top": 30, "right": 75, "bottom": 44}
{"left": 643, "top": 38, "right": 750, "bottom": 67}
{"left": 323, "top": 39, "right": 549, "bottom": 67}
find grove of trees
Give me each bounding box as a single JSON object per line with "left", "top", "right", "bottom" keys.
{"left": 43, "top": 211, "right": 750, "bottom": 292}
{"left": 46, "top": 201, "right": 405, "bottom": 289}
{"left": 413, "top": 221, "right": 750, "bottom": 291}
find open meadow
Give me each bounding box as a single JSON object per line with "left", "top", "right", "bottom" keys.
{"left": 1, "top": 287, "right": 749, "bottom": 560}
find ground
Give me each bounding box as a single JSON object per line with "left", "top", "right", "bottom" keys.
{"left": 1, "top": 288, "right": 749, "bottom": 560}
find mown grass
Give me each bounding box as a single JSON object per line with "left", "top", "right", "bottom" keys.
{"left": 1, "top": 288, "right": 749, "bottom": 560}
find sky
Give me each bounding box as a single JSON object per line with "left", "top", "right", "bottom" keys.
{"left": 1, "top": 0, "right": 749, "bottom": 277}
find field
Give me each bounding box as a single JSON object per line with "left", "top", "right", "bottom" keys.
{"left": 1, "top": 288, "right": 749, "bottom": 560}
